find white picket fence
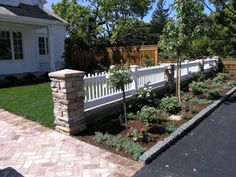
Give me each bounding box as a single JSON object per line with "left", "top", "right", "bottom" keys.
{"left": 84, "top": 58, "right": 218, "bottom": 110}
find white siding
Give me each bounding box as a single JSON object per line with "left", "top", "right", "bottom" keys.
{"left": 36, "top": 25, "right": 66, "bottom": 72}
{"left": 0, "top": 23, "right": 39, "bottom": 75}
{"left": 52, "top": 25, "right": 66, "bottom": 70}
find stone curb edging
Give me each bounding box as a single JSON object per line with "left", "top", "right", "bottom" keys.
{"left": 138, "top": 86, "right": 236, "bottom": 164}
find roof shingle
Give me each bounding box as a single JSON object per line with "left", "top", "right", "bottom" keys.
{"left": 0, "top": 3, "right": 63, "bottom": 22}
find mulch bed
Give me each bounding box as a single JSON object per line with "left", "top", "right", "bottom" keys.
{"left": 76, "top": 74, "right": 236, "bottom": 160}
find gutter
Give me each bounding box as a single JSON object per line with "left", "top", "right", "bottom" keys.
{"left": 0, "top": 13, "right": 68, "bottom": 26}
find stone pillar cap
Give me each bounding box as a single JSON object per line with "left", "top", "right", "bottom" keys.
{"left": 49, "top": 69, "right": 85, "bottom": 79}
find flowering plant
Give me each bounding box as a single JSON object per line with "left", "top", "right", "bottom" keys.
{"left": 127, "top": 127, "right": 149, "bottom": 142}
{"left": 137, "top": 81, "right": 156, "bottom": 107}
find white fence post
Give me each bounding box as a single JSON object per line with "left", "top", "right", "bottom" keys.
{"left": 130, "top": 65, "right": 139, "bottom": 95}
{"left": 185, "top": 60, "right": 190, "bottom": 75}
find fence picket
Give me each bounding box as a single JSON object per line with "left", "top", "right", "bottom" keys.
{"left": 83, "top": 58, "right": 217, "bottom": 110}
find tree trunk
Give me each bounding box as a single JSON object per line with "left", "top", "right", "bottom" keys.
{"left": 122, "top": 86, "right": 128, "bottom": 130}
{"left": 176, "top": 51, "right": 181, "bottom": 103}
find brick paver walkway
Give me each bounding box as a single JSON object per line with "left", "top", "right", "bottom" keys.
{"left": 0, "top": 109, "right": 143, "bottom": 177}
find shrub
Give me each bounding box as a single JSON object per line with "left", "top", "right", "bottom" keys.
{"left": 160, "top": 96, "right": 180, "bottom": 113}
{"left": 162, "top": 122, "right": 177, "bottom": 134}
{"left": 127, "top": 112, "right": 136, "bottom": 120}
{"left": 5, "top": 76, "right": 18, "bottom": 83}
{"left": 213, "top": 73, "right": 229, "bottom": 83}
{"left": 94, "top": 132, "right": 145, "bottom": 160}
{"left": 193, "top": 72, "right": 205, "bottom": 82}
{"left": 137, "top": 106, "right": 160, "bottom": 123}
{"left": 223, "top": 80, "right": 236, "bottom": 89}
{"left": 127, "top": 127, "right": 149, "bottom": 142}
{"left": 189, "top": 81, "right": 207, "bottom": 94}
{"left": 23, "top": 73, "right": 36, "bottom": 81}
{"left": 204, "top": 89, "right": 220, "bottom": 100}
{"left": 137, "top": 81, "right": 156, "bottom": 107}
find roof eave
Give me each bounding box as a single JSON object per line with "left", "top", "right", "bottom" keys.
{"left": 0, "top": 14, "right": 68, "bottom": 26}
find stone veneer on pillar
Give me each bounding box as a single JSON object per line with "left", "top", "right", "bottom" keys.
{"left": 49, "top": 69, "right": 86, "bottom": 135}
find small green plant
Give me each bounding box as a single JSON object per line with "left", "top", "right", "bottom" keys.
{"left": 189, "top": 97, "right": 212, "bottom": 105}
{"left": 108, "top": 65, "right": 133, "bottom": 129}
{"left": 189, "top": 81, "right": 207, "bottom": 94}
{"left": 160, "top": 96, "right": 181, "bottom": 113}
{"left": 162, "top": 122, "right": 177, "bottom": 134}
{"left": 181, "top": 115, "right": 191, "bottom": 120}
{"left": 127, "top": 127, "right": 149, "bottom": 142}
{"left": 191, "top": 109, "right": 198, "bottom": 114}
{"left": 143, "top": 55, "right": 155, "bottom": 67}
{"left": 137, "top": 106, "right": 160, "bottom": 123}
{"left": 204, "top": 89, "right": 220, "bottom": 100}
{"left": 94, "top": 132, "right": 145, "bottom": 160}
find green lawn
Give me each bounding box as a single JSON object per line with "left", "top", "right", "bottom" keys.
{"left": 0, "top": 82, "right": 54, "bottom": 127}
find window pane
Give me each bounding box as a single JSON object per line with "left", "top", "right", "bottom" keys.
{"left": 0, "top": 31, "right": 12, "bottom": 60}
{"left": 46, "top": 38, "right": 49, "bottom": 54}
{"left": 13, "top": 32, "right": 23, "bottom": 60}
{"left": 38, "top": 37, "right": 46, "bottom": 55}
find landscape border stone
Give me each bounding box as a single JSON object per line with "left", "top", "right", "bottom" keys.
{"left": 139, "top": 86, "right": 236, "bottom": 164}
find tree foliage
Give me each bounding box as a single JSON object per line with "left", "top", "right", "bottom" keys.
{"left": 150, "top": 0, "right": 170, "bottom": 35}
{"left": 159, "top": 0, "right": 206, "bottom": 102}
{"left": 159, "top": 0, "right": 206, "bottom": 54}
{"left": 52, "top": 0, "right": 94, "bottom": 51}
{"left": 52, "top": 0, "right": 155, "bottom": 50}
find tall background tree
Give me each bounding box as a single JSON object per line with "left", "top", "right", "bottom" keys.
{"left": 52, "top": 0, "right": 155, "bottom": 50}
{"left": 188, "top": 0, "right": 236, "bottom": 58}
{"left": 150, "top": 0, "right": 170, "bottom": 36}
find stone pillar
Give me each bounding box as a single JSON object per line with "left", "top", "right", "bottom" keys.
{"left": 49, "top": 69, "right": 85, "bottom": 135}
{"left": 165, "top": 64, "right": 175, "bottom": 91}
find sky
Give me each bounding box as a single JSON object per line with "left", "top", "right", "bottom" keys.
{"left": 45, "top": 0, "right": 213, "bottom": 22}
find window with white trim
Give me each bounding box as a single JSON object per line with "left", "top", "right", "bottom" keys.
{"left": 38, "top": 36, "right": 49, "bottom": 55}
{"left": 0, "top": 31, "right": 23, "bottom": 60}
{"left": 13, "top": 32, "right": 23, "bottom": 59}
{"left": 0, "top": 31, "right": 12, "bottom": 60}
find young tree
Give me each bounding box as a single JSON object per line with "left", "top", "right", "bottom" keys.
{"left": 159, "top": 0, "right": 205, "bottom": 102}
{"left": 108, "top": 65, "right": 133, "bottom": 129}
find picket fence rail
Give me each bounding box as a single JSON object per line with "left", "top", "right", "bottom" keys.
{"left": 84, "top": 58, "right": 218, "bottom": 110}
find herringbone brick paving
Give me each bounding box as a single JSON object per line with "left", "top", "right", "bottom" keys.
{"left": 0, "top": 109, "right": 143, "bottom": 177}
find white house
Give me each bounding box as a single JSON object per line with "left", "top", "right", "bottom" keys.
{"left": 0, "top": 0, "right": 67, "bottom": 76}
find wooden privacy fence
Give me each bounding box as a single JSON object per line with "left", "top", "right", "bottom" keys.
{"left": 222, "top": 59, "right": 236, "bottom": 71}
{"left": 65, "top": 45, "right": 158, "bottom": 72}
